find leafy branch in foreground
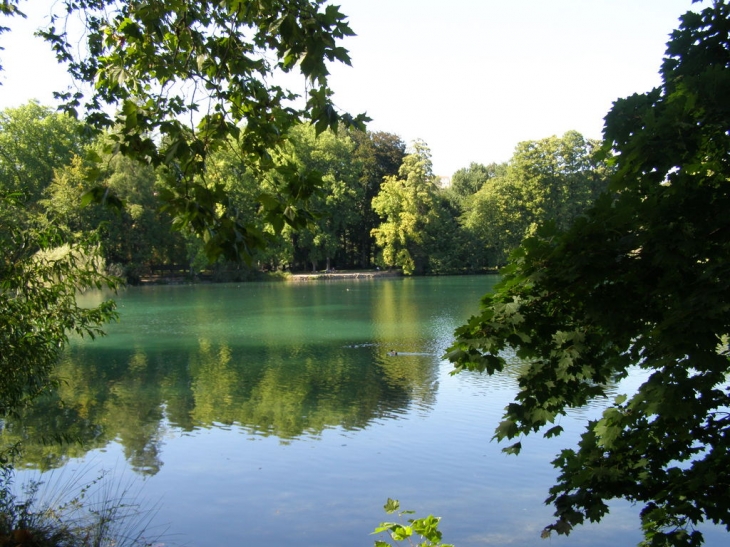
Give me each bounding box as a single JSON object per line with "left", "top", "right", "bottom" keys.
{"left": 447, "top": 2, "right": 730, "bottom": 546}
{"left": 30, "top": 0, "right": 369, "bottom": 263}
{"left": 0, "top": 194, "right": 119, "bottom": 421}
{"left": 372, "top": 498, "right": 453, "bottom": 547}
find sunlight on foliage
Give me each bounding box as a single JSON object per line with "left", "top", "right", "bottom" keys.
{"left": 373, "top": 499, "right": 453, "bottom": 547}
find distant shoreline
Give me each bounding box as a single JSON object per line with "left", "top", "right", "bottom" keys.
{"left": 288, "top": 270, "right": 401, "bottom": 282}
{"left": 137, "top": 269, "right": 499, "bottom": 285}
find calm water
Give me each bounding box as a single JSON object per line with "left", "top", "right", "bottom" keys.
{"left": 6, "top": 276, "right": 726, "bottom": 546}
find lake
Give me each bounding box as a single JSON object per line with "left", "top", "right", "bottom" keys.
{"left": 5, "top": 276, "right": 727, "bottom": 546}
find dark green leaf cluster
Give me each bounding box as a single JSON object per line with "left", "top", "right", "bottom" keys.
{"left": 448, "top": 2, "right": 730, "bottom": 545}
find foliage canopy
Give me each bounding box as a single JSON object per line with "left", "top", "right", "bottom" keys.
{"left": 371, "top": 140, "right": 444, "bottom": 275}
{"left": 460, "top": 131, "right": 610, "bottom": 267}
{"left": 0, "top": 101, "right": 90, "bottom": 204}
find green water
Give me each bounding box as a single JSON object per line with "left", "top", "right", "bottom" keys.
{"left": 6, "top": 276, "right": 726, "bottom": 546}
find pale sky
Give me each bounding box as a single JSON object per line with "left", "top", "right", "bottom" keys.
{"left": 0, "top": 0, "right": 705, "bottom": 176}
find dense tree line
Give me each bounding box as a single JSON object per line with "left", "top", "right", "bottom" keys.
{"left": 0, "top": 102, "right": 611, "bottom": 282}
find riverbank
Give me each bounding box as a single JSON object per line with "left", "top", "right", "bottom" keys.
{"left": 288, "top": 270, "right": 401, "bottom": 282}
{"left": 138, "top": 269, "right": 402, "bottom": 284}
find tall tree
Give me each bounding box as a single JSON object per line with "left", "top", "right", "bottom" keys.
{"left": 460, "top": 174, "right": 525, "bottom": 269}
{"left": 282, "top": 124, "right": 361, "bottom": 271}
{"left": 350, "top": 130, "right": 406, "bottom": 267}
{"left": 461, "top": 131, "right": 610, "bottom": 266}
{"left": 508, "top": 130, "right": 609, "bottom": 232}
{"left": 202, "top": 136, "right": 292, "bottom": 277}
{"left": 371, "top": 140, "right": 441, "bottom": 275}
{"left": 447, "top": 3, "right": 730, "bottom": 545}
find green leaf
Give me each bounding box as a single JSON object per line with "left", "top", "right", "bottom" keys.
{"left": 383, "top": 498, "right": 400, "bottom": 514}
{"left": 390, "top": 525, "right": 412, "bottom": 541}
{"left": 494, "top": 419, "right": 518, "bottom": 441}
{"left": 544, "top": 425, "right": 564, "bottom": 439}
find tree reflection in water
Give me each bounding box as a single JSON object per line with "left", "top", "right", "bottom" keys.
{"left": 4, "top": 327, "right": 439, "bottom": 472}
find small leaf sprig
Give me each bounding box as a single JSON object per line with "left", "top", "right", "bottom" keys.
{"left": 372, "top": 498, "right": 454, "bottom": 547}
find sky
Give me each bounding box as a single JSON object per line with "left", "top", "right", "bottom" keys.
{"left": 0, "top": 0, "right": 705, "bottom": 176}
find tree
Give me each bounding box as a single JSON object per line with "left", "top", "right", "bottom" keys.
{"left": 0, "top": 101, "right": 89, "bottom": 204}
{"left": 508, "top": 130, "right": 610, "bottom": 232}
{"left": 447, "top": 2, "right": 730, "bottom": 545}
{"left": 2, "top": 0, "right": 367, "bottom": 263}
{"left": 460, "top": 173, "right": 525, "bottom": 268}
{"left": 202, "top": 135, "right": 292, "bottom": 277}
{"left": 422, "top": 190, "right": 470, "bottom": 274}
{"left": 45, "top": 151, "right": 189, "bottom": 282}
{"left": 371, "top": 140, "right": 443, "bottom": 275}
{"left": 447, "top": 161, "right": 505, "bottom": 206}
{"left": 0, "top": 195, "right": 118, "bottom": 422}
{"left": 1, "top": 0, "right": 373, "bottom": 272}
{"left": 461, "top": 131, "right": 610, "bottom": 267}
{"left": 282, "top": 124, "right": 361, "bottom": 271}
{"left": 350, "top": 130, "right": 406, "bottom": 267}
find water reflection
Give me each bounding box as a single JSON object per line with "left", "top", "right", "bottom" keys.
{"left": 8, "top": 278, "right": 706, "bottom": 547}
{"left": 4, "top": 306, "right": 448, "bottom": 472}
{"left": 2, "top": 278, "right": 501, "bottom": 473}
{"left": 2, "top": 276, "right": 638, "bottom": 479}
